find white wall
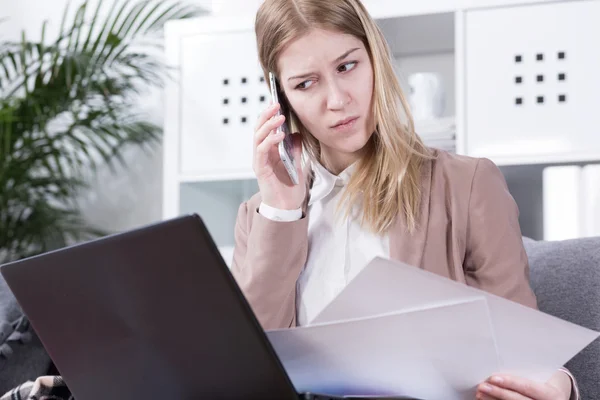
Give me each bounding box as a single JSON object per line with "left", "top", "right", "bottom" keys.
{"left": 0, "top": 0, "right": 211, "bottom": 233}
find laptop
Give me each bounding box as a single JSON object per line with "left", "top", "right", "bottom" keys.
{"left": 1, "top": 214, "right": 417, "bottom": 400}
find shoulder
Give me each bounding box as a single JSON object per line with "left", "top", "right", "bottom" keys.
{"left": 429, "top": 148, "right": 506, "bottom": 195}
{"left": 426, "top": 149, "right": 510, "bottom": 219}
{"left": 430, "top": 148, "right": 490, "bottom": 180}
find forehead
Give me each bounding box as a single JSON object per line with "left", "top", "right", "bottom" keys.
{"left": 277, "top": 28, "right": 364, "bottom": 78}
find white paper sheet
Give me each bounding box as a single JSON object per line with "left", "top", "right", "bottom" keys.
{"left": 266, "top": 257, "right": 600, "bottom": 400}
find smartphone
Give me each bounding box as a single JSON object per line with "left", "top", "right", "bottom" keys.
{"left": 268, "top": 72, "right": 299, "bottom": 185}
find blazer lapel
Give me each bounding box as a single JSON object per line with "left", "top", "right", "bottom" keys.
{"left": 389, "top": 158, "right": 433, "bottom": 269}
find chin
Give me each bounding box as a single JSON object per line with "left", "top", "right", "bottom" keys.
{"left": 333, "top": 130, "right": 372, "bottom": 155}
{"left": 348, "top": 128, "right": 373, "bottom": 151}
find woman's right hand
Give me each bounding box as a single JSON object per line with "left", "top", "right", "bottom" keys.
{"left": 253, "top": 103, "right": 306, "bottom": 210}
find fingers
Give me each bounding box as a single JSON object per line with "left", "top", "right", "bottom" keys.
{"left": 253, "top": 104, "right": 287, "bottom": 172}
{"left": 254, "top": 114, "right": 285, "bottom": 149}
{"left": 476, "top": 382, "right": 530, "bottom": 400}
{"left": 256, "top": 128, "right": 285, "bottom": 157}
{"left": 254, "top": 102, "right": 280, "bottom": 132}
{"left": 476, "top": 393, "right": 498, "bottom": 400}
{"left": 485, "top": 375, "right": 556, "bottom": 400}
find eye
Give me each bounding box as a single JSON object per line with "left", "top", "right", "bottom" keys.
{"left": 338, "top": 61, "right": 357, "bottom": 73}
{"left": 296, "top": 80, "right": 314, "bottom": 90}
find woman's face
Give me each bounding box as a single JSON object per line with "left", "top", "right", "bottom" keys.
{"left": 277, "top": 28, "right": 375, "bottom": 172}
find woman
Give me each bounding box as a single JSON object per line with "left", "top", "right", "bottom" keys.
{"left": 231, "top": 0, "right": 578, "bottom": 399}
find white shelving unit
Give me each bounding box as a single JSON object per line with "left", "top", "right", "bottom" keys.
{"left": 164, "top": 0, "right": 600, "bottom": 262}
{"left": 464, "top": 0, "right": 600, "bottom": 165}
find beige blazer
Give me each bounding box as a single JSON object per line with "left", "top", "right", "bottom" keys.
{"left": 231, "top": 149, "right": 538, "bottom": 330}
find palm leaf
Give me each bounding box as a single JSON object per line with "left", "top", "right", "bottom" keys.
{"left": 0, "top": 0, "right": 203, "bottom": 262}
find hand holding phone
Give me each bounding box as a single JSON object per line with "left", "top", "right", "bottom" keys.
{"left": 251, "top": 74, "right": 305, "bottom": 211}
{"left": 268, "top": 72, "right": 299, "bottom": 185}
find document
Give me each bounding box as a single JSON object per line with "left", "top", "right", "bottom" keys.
{"left": 266, "top": 257, "right": 599, "bottom": 400}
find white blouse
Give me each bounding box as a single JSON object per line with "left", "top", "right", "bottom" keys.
{"left": 259, "top": 160, "right": 389, "bottom": 326}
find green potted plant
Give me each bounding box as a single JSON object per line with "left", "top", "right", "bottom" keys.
{"left": 0, "top": 0, "right": 202, "bottom": 264}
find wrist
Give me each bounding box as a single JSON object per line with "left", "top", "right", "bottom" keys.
{"left": 261, "top": 199, "right": 303, "bottom": 211}
{"left": 259, "top": 202, "right": 302, "bottom": 222}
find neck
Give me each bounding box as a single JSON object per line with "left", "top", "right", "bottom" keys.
{"left": 320, "top": 142, "right": 370, "bottom": 175}
{"left": 320, "top": 154, "right": 357, "bottom": 175}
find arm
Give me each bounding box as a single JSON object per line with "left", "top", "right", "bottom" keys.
{"left": 230, "top": 201, "right": 308, "bottom": 330}
{"left": 465, "top": 158, "right": 578, "bottom": 399}
{"left": 463, "top": 157, "right": 537, "bottom": 308}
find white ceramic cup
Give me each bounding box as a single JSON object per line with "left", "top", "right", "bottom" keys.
{"left": 408, "top": 72, "right": 445, "bottom": 120}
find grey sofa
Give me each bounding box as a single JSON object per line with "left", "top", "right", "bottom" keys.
{"left": 0, "top": 236, "right": 598, "bottom": 397}
{"left": 525, "top": 236, "right": 600, "bottom": 399}
{"left": 0, "top": 276, "right": 52, "bottom": 394}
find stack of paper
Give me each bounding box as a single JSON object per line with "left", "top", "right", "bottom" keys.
{"left": 414, "top": 116, "right": 456, "bottom": 153}
{"left": 543, "top": 166, "right": 583, "bottom": 241}
{"left": 266, "top": 257, "right": 599, "bottom": 400}
{"left": 581, "top": 164, "right": 600, "bottom": 237}
{"left": 543, "top": 164, "right": 600, "bottom": 240}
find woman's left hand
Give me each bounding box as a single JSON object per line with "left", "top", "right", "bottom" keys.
{"left": 476, "top": 370, "right": 572, "bottom": 400}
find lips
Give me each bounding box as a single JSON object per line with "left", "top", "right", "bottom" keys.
{"left": 331, "top": 116, "right": 358, "bottom": 128}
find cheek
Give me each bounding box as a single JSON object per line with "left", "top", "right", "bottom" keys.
{"left": 355, "top": 68, "right": 375, "bottom": 132}
{"left": 357, "top": 67, "right": 374, "bottom": 106}
{"left": 290, "top": 97, "right": 320, "bottom": 131}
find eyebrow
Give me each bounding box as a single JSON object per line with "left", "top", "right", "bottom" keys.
{"left": 287, "top": 47, "right": 361, "bottom": 81}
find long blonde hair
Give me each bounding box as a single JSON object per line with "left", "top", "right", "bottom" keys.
{"left": 255, "top": 0, "right": 434, "bottom": 234}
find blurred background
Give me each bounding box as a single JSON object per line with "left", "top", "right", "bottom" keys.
{"left": 1, "top": 0, "right": 599, "bottom": 268}
{"left": 0, "top": 0, "right": 210, "bottom": 264}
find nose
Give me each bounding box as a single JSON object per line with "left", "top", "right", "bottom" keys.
{"left": 326, "top": 79, "right": 350, "bottom": 111}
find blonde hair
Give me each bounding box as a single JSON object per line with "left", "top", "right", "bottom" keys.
{"left": 255, "top": 0, "right": 434, "bottom": 234}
